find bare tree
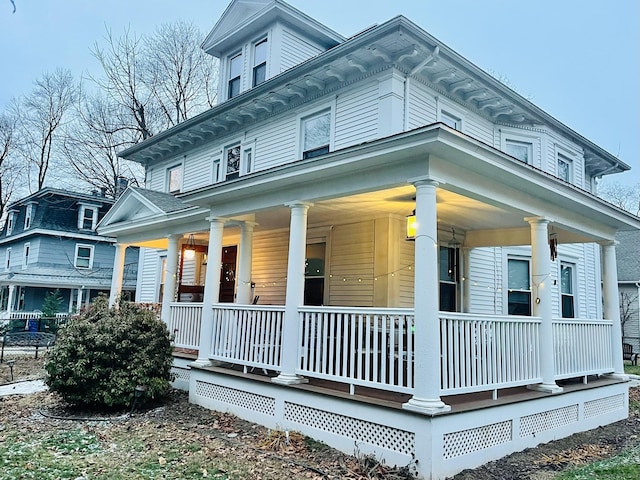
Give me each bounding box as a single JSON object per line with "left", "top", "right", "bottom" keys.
{"left": 61, "top": 91, "right": 144, "bottom": 198}
{"left": 597, "top": 179, "right": 640, "bottom": 216}
{"left": 13, "top": 69, "right": 77, "bottom": 192}
{"left": 0, "top": 111, "right": 24, "bottom": 220}
{"left": 620, "top": 290, "right": 639, "bottom": 340}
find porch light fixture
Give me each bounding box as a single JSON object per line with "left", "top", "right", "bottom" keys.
{"left": 184, "top": 234, "right": 196, "bottom": 260}
{"left": 406, "top": 210, "right": 417, "bottom": 240}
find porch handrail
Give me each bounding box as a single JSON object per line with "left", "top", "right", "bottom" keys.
{"left": 169, "top": 302, "right": 203, "bottom": 350}
{"left": 552, "top": 317, "right": 614, "bottom": 379}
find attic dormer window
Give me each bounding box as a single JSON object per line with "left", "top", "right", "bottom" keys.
{"left": 228, "top": 52, "right": 243, "bottom": 99}
{"left": 78, "top": 205, "right": 98, "bottom": 230}
{"left": 252, "top": 38, "right": 267, "bottom": 87}
{"left": 24, "top": 204, "right": 35, "bottom": 230}
{"left": 6, "top": 211, "right": 15, "bottom": 235}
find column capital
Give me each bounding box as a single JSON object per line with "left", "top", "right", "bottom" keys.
{"left": 524, "top": 216, "right": 549, "bottom": 226}
{"left": 205, "top": 215, "right": 228, "bottom": 225}
{"left": 598, "top": 239, "right": 618, "bottom": 248}
{"left": 409, "top": 175, "right": 442, "bottom": 188}
{"left": 285, "top": 201, "right": 313, "bottom": 209}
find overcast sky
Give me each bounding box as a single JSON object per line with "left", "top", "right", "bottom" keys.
{"left": 1, "top": 0, "right": 638, "bottom": 184}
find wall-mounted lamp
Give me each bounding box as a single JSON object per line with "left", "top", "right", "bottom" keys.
{"left": 406, "top": 210, "right": 417, "bottom": 240}
{"left": 184, "top": 234, "right": 196, "bottom": 260}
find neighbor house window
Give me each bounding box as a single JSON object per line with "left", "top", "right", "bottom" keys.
{"left": 226, "top": 144, "right": 241, "bottom": 180}
{"left": 22, "top": 242, "right": 30, "bottom": 269}
{"left": 506, "top": 139, "right": 533, "bottom": 164}
{"left": 167, "top": 165, "right": 183, "bottom": 193}
{"left": 440, "top": 111, "right": 462, "bottom": 131}
{"left": 78, "top": 205, "right": 98, "bottom": 230}
{"left": 557, "top": 154, "right": 572, "bottom": 182}
{"left": 228, "top": 52, "right": 242, "bottom": 99}
{"left": 75, "top": 244, "right": 94, "bottom": 269}
{"left": 439, "top": 246, "right": 459, "bottom": 312}
{"left": 252, "top": 38, "right": 267, "bottom": 87}
{"left": 24, "top": 203, "right": 35, "bottom": 229}
{"left": 560, "top": 263, "right": 575, "bottom": 318}
{"left": 5, "top": 248, "right": 11, "bottom": 271}
{"left": 302, "top": 110, "right": 331, "bottom": 159}
{"left": 508, "top": 258, "right": 531, "bottom": 316}
{"left": 6, "top": 211, "right": 15, "bottom": 235}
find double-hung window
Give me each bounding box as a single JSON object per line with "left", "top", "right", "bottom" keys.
{"left": 22, "top": 243, "right": 30, "bottom": 269}
{"left": 225, "top": 144, "right": 241, "bottom": 180}
{"left": 439, "top": 246, "right": 459, "bottom": 312}
{"left": 508, "top": 258, "right": 531, "bottom": 316}
{"left": 302, "top": 110, "right": 331, "bottom": 159}
{"left": 24, "top": 204, "right": 35, "bottom": 229}
{"left": 304, "top": 242, "right": 326, "bottom": 306}
{"left": 560, "top": 263, "right": 575, "bottom": 318}
{"left": 75, "top": 244, "right": 94, "bottom": 269}
{"left": 252, "top": 38, "right": 267, "bottom": 87}
{"left": 557, "top": 154, "right": 572, "bottom": 182}
{"left": 505, "top": 139, "right": 533, "bottom": 164}
{"left": 6, "top": 211, "right": 15, "bottom": 235}
{"left": 228, "top": 52, "right": 242, "bottom": 99}
{"left": 78, "top": 205, "right": 98, "bottom": 230}
{"left": 5, "top": 248, "right": 11, "bottom": 271}
{"left": 167, "top": 165, "right": 183, "bottom": 194}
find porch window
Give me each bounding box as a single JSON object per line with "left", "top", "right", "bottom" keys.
{"left": 167, "top": 165, "right": 183, "bottom": 194}
{"left": 22, "top": 243, "right": 30, "bottom": 269}
{"left": 252, "top": 38, "right": 267, "bottom": 87}
{"left": 439, "top": 246, "right": 459, "bottom": 312}
{"left": 557, "top": 154, "right": 572, "bottom": 182}
{"left": 228, "top": 52, "right": 242, "bottom": 99}
{"left": 302, "top": 110, "right": 331, "bottom": 159}
{"left": 304, "top": 242, "right": 326, "bottom": 306}
{"left": 560, "top": 263, "right": 575, "bottom": 318}
{"left": 505, "top": 139, "right": 532, "bottom": 164}
{"left": 508, "top": 258, "right": 531, "bottom": 316}
{"left": 75, "top": 244, "right": 94, "bottom": 269}
{"left": 226, "top": 144, "right": 241, "bottom": 180}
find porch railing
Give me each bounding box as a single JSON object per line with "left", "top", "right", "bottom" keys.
{"left": 553, "top": 318, "right": 614, "bottom": 379}
{"left": 169, "top": 302, "right": 202, "bottom": 349}
{"left": 298, "top": 307, "right": 415, "bottom": 393}
{"left": 210, "top": 304, "right": 285, "bottom": 371}
{"left": 440, "top": 313, "right": 542, "bottom": 394}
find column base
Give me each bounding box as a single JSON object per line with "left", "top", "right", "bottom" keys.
{"left": 272, "top": 373, "right": 309, "bottom": 385}
{"left": 528, "top": 383, "right": 564, "bottom": 394}
{"left": 402, "top": 397, "right": 451, "bottom": 415}
{"left": 189, "top": 358, "right": 220, "bottom": 369}
{"left": 604, "top": 373, "right": 630, "bottom": 382}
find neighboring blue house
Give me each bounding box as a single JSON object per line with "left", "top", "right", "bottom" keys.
{"left": 0, "top": 188, "right": 138, "bottom": 317}
{"left": 618, "top": 230, "right": 640, "bottom": 351}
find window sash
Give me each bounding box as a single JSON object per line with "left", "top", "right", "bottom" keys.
{"left": 302, "top": 111, "right": 331, "bottom": 157}
{"left": 75, "top": 246, "right": 92, "bottom": 269}
{"left": 168, "top": 166, "right": 182, "bottom": 193}
{"left": 505, "top": 140, "right": 532, "bottom": 164}
{"left": 558, "top": 156, "right": 571, "bottom": 181}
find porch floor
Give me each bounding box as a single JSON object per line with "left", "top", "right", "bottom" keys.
{"left": 173, "top": 351, "right": 626, "bottom": 415}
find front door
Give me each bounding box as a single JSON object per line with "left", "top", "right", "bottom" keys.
{"left": 219, "top": 245, "right": 237, "bottom": 303}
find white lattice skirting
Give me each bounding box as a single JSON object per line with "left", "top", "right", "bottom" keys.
{"left": 188, "top": 367, "right": 628, "bottom": 480}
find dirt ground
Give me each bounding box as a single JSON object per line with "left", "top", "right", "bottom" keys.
{"left": 1, "top": 354, "right": 640, "bottom": 479}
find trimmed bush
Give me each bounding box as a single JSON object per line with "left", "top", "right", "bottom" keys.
{"left": 45, "top": 296, "right": 174, "bottom": 409}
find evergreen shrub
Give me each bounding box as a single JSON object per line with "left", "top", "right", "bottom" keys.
{"left": 45, "top": 296, "right": 174, "bottom": 409}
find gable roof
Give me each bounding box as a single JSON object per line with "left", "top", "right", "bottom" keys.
{"left": 201, "top": 0, "right": 344, "bottom": 57}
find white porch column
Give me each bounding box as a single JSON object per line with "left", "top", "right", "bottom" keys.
{"left": 236, "top": 222, "right": 255, "bottom": 305}
{"left": 109, "top": 243, "right": 127, "bottom": 307}
{"left": 161, "top": 234, "right": 181, "bottom": 326}
{"left": 7, "top": 284, "right": 14, "bottom": 316}
{"left": 194, "top": 217, "right": 226, "bottom": 365}
{"left": 527, "top": 217, "right": 562, "bottom": 393}
{"left": 403, "top": 178, "right": 450, "bottom": 414}
{"left": 601, "top": 240, "right": 627, "bottom": 377}
{"left": 273, "top": 202, "right": 312, "bottom": 385}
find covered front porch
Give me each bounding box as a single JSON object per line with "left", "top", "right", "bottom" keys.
{"left": 100, "top": 125, "right": 637, "bottom": 478}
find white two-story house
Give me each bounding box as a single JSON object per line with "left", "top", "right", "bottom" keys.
{"left": 98, "top": 1, "right": 640, "bottom": 477}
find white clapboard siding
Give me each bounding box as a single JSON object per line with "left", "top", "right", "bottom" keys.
{"left": 251, "top": 113, "right": 298, "bottom": 171}
{"left": 183, "top": 148, "right": 214, "bottom": 192}
{"left": 334, "top": 82, "right": 379, "bottom": 150}
{"left": 328, "top": 221, "right": 375, "bottom": 306}
{"left": 398, "top": 236, "right": 415, "bottom": 307}
{"left": 407, "top": 80, "right": 437, "bottom": 129}
{"left": 251, "top": 230, "right": 289, "bottom": 305}
{"left": 463, "top": 110, "right": 494, "bottom": 145}
{"left": 280, "top": 29, "right": 323, "bottom": 72}
{"left": 138, "top": 248, "right": 161, "bottom": 303}
{"left": 147, "top": 168, "right": 164, "bottom": 191}
{"left": 468, "top": 247, "right": 503, "bottom": 314}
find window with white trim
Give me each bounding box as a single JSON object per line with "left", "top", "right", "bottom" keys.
{"left": 212, "top": 158, "right": 222, "bottom": 183}
{"left": 508, "top": 258, "right": 531, "bottom": 316}
{"left": 78, "top": 205, "right": 98, "bottom": 230}
{"left": 228, "top": 52, "right": 242, "bottom": 99}
{"left": 505, "top": 139, "right": 533, "bottom": 164}
{"left": 6, "top": 211, "right": 15, "bottom": 235}
{"left": 5, "top": 248, "right": 11, "bottom": 271}
{"left": 252, "top": 38, "right": 267, "bottom": 87}
{"left": 560, "top": 262, "right": 575, "bottom": 318}
{"left": 167, "top": 165, "right": 183, "bottom": 194}
{"left": 439, "top": 246, "right": 460, "bottom": 312}
{"left": 557, "top": 154, "right": 572, "bottom": 182}
{"left": 24, "top": 203, "right": 35, "bottom": 229}
{"left": 302, "top": 110, "right": 331, "bottom": 159}
{"left": 440, "top": 111, "right": 462, "bottom": 131}
{"left": 75, "top": 244, "right": 94, "bottom": 269}
{"left": 22, "top": 242, "right": 30, "bottom": 269}
{"left": 225, "top": 144, "right": 241, "bottom": 180}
